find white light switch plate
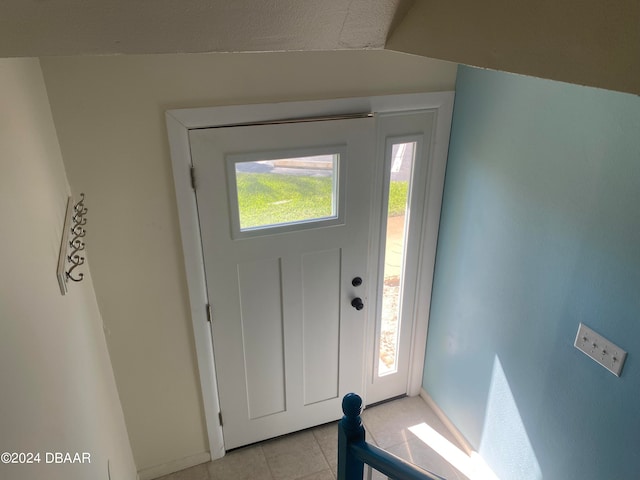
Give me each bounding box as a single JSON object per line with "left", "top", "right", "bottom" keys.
{"left": 574, "top": 323, "right": 627, "bottom": 377}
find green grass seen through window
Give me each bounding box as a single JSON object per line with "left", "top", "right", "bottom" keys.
{"left": 237, "top": 172, "right": 408, "bottom": 229}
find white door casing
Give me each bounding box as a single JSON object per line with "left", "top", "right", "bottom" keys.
{"left": 166, "top": 92, "right": 454, "bottom": 459}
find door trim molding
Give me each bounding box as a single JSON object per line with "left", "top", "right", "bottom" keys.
{"left": 406, "top": 95, "right": 454, "bottom": 396}
{"left": 165, "top": 92, "right": 454, "bottom": 459}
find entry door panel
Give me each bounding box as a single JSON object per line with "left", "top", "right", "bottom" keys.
{"left": 189, "top": 118, "right": 375, "bottom": 449}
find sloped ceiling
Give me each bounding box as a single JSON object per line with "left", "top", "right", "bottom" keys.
{"left": 386, "top": 0, "right": 640, "bottom": 95}
{"left": 1, "top": 0, "right": 637, "bottom": 94}
{"left": 0, "top": 0, "right": 410, "bottom": 56}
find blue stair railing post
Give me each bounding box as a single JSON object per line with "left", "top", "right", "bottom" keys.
{"left": 337, "top": 393, "right": 447, "bottom": 480}
{"left": 338, "top": 393, "right": 366, "bottom": 480}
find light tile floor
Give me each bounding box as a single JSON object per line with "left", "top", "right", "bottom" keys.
{"left": 156, "top": 396, "right": 470, "bottom": 480}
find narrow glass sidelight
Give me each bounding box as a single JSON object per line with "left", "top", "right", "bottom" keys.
{"left": 378, "top": 141, "right": 416, "bottom": 376}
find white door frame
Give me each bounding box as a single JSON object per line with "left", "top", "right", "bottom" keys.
{"left": 165, "top": 92, "right": 454, "bottom": 460}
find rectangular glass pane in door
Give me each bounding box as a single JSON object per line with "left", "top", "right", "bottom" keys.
{"left": 379, "top": 141, "right": 416, "bottom": 376}
{"left": 226, "top": 147, "right": 346, "bottom": 239}
{"left": 235, "top": 154, "right": 338, "bottom": 230}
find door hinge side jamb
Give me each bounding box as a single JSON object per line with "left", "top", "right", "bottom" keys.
{"left": 206, "top": 303, "right": 213, "bottom": 323}
{"left": 190, "top": 165, "right": 196, "bottom": 190}
{"left": 218, "top": 411, "right": 223, "bottom": 427}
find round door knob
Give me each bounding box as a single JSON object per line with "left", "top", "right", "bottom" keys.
{"left": 352, "top": 277, "right": 363, "bottom": 287}
{"left": 351, "top": 297, "right": 364, "bottom": 311}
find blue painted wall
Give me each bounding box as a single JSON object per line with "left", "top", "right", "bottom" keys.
{"left": 424, "top": 66, "right": 640, "bottom": 479}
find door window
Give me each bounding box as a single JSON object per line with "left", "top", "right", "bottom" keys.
{"left": 227, "top": 146, "right": 346, "bottom": 238}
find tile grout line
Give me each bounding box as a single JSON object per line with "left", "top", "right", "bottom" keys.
{"left": 259, "top": 444, "right": 278, "bottom": 480}
{"left": 362, "top": 419, "right": 380, "bottom": 448}
{"left": 311, "top": 429, "right": 336, "bottom": 479}
{"left": 265, "top": 430, "right": 331, "bottom": 480}
{"left": 309, "top": 433, "right": 332, "bottom": 479}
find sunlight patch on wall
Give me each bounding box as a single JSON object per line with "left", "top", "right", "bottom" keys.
{"left": 479, "top": 356, "right": 542, "bottom": 480}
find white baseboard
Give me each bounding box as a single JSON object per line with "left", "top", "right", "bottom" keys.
{"left": 137, "top": 451, "right": 211, "bottom": 480}
{"left": 419, "top": 388, "right": 474, "bottom": 455}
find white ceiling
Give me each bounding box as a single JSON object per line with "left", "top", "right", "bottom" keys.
{"left": 0, "top": 0, "right": 411, "bottom": 57}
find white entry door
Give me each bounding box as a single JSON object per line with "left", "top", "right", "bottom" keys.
{"left": 189, "top": 116, "right": 376, "bottom": 449}
{"left": 168, "top": 93, "right": 453, "bottom": 457}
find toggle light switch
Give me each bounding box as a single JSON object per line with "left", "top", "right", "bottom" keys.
{"left": 574, "top": 323, "right": 627, "bottom": 377}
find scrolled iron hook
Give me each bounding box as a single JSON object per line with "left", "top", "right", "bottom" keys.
{"left": 63, "top": 193, "right": 88, "bottom": 287}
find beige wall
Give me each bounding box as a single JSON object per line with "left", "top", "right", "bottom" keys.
{"left": 387, "top": 0, "right": 640, "bottom": 95}
{"left": 39, "top": 50, "right": 456, "bottom": 472}
{"left": 0, "top": 58, "right": 137, "bottom": 480}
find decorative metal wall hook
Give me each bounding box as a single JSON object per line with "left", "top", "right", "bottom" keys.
{"left": 57, "top": 194, "right": 88, "bottom": 295}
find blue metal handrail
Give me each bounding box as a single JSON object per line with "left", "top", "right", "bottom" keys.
{"left": 337, "top": 393, "right": 446, "bottom": 480}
